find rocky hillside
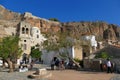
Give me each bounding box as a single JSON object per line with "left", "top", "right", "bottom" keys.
{"left": 0, "top": 5, "right": 120, "bottom": 41}
{"left": 0, "top": 5, "right": 21, "bottom": 20}
{"left": 94, "top": 45, "right": 120, "bottom": 58}
{"left": 62, "top": 22, "right": 120, "bottom": 41}
{"left": 0, "top": 5, "right": 61, "bottom": 38}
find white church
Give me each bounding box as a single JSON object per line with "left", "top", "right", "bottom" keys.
{"left": 17, "top": 21, "right": 46, "bottom": 64}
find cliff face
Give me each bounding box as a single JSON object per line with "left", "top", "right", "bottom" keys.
{"left": 21, "top": 12, "right": 61, "bottom": 33}
{"left": 0, "top": 5, "right": 61, "bottom": 38}
{"left": 62, "top": 22, "right": 120, "bottom": 41}
{"left": 0, "top": 5, "right": 21, "bottom": 20}
{"left": 0, "top": 5, "right": 120, "bottom": 41}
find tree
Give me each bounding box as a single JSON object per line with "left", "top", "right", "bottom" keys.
{"left": 30, "top": 47, "right": 42, "bottom": 60}
{"left": 42, "top": 31, "right": 81, "bottom": 68}
{"left": 0, "top": 36, "right": 22, "bottom": 72}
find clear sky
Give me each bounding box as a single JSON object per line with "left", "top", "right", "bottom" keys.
{"left": 0, "top": 0, "right": 120, "bottom": 25}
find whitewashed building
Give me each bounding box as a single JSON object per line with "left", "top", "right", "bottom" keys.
{"left": 30, "top": 27, "right": 46, "bottom": 47}
{"left": 82, "top": 35, "right": 97, "bottom": 50}
{"left": 17, "top": 21, "right": 46, "bottom": 64}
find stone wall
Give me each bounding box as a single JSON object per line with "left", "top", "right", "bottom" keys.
{"left": 83, "top": 59, "right": 102, "bottom": 71}
{"left": 74, "top": 46, "right": 83, "bottom": 60}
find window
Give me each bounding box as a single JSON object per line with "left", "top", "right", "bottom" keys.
{"left": 24, "top": 40, "right": 26, "bottom": 42}
{"left": 12, "top": 32, "right": 14, "bottom": 36}
{"left": 36, "top": 30, "right": 39, "bottom": 33}
{"left": 37, "top": 35, "right": 39, "bottom": 38}
{"left": 22, "top": 27, "right": 25, "bottom": 34}
{"left": 26, "top": 28, "right": 29, "bottom": 34}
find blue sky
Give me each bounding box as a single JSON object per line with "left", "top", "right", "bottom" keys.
{"left": 1, "top": 0, "right": 120, "bottom": 25}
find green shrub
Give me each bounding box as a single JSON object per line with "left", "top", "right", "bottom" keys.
{"left": 74, "top": 58, "right": 80, "bottom": 63}
{"left": 95, "top": 52, "right": 110, "bottom": 59}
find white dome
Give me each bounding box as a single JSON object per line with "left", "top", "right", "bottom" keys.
{"left": 31, "top": 27, "right": 40, "bottom": 35}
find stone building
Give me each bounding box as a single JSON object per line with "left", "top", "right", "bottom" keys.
{"left": 17, "top": 21, "right": 46, "bottom": 63}
{"left": 18, "top": 21, "right": 31, "bottom": 57}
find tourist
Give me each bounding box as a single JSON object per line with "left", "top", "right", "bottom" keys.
{"left": 59, "top": 60, "right": 65, "bottom": 70}
{"left": 30, "top": 60, "right": 34, "bottom": 70}
{"left": 106, "top": 58, "right": 112, "bottom": 73}
{"left": 55, "top": 57, "right": 60, "bottom": 70}
{"left": 51, "top": 59, "right": 55, "bottom": 70}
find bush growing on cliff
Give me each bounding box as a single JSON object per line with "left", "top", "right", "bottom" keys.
{"left": 95, "top": 51, "right": 111, "bottom": 59}
{"left": 49, "top": 18, "right": 59, "bottom": 22}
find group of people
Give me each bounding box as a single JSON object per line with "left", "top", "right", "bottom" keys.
{"left": 18, "top": 60, "right": 34, "bottom": 72}
{"left": 50, "top": 57, "right": 115, "bottom": 73}
{"left": 51, "top": 57, "right": 65, "bottom": 70}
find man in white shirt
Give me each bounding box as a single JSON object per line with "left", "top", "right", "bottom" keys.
{"left": 106, "top": 58, "right": 112, "bottom": 73}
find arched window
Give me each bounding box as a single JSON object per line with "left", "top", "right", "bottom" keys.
{"left": 22, "top": 27, "right": 25, "bottom": 34}
{"left": 26, "top": 28, "right": 29, "bottom": 34}
{"left": 37, "top": 34, "right": 39, "bottom": 38}
{"left": 36, "top": 30, "right": 39, "bottom": 33}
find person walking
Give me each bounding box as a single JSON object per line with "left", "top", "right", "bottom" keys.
{"left": 106, "top": 58, "right": 112, "bottom": 73}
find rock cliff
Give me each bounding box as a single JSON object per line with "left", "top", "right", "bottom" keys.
{"left": 62, "top": 22, "right": 120, "bottom": 41}
{"left": 0, "top": 5, "right": 120, "bottom": 41}
{"left": 0, "top": 5, "right": 61, "bottom": 37}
